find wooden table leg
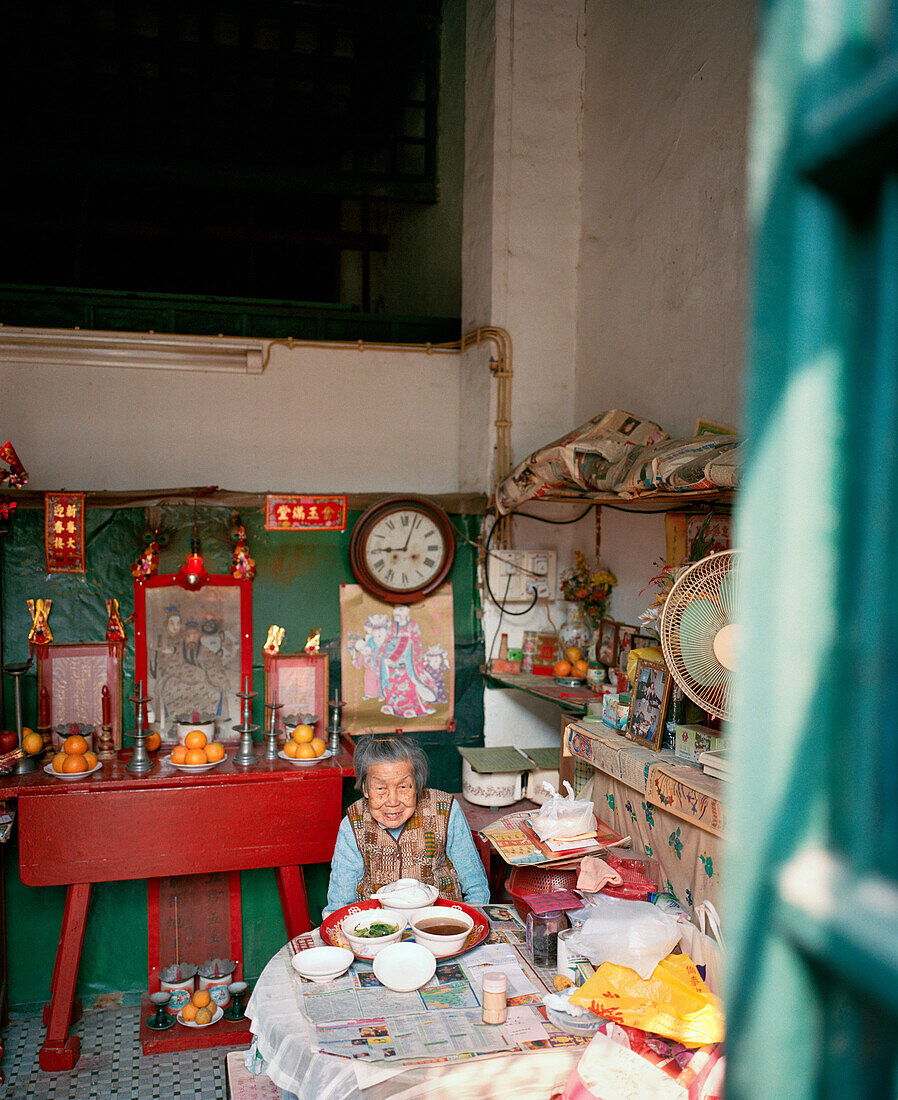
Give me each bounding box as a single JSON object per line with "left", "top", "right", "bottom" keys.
{"left": 275, "top": 866, "right": 310, "bottom": 941}
{"left": 39, "top": 882, "right": 91, "bottom": 1071}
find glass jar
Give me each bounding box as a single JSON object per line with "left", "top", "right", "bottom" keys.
{"left": 526, "top": 910, "right": 568, "bottom": 968}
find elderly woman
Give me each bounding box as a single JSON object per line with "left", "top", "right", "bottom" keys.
{"left": 324, "top": 736, "right": 490, "bottom": 915}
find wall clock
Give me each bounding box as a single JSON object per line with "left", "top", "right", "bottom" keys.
{"left": 349, "top": 496, "right": 456, "bottom": 603}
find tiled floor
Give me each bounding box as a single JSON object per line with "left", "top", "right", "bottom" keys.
{"left": 0, "top": 1003, "right": 243, "bottom": 1099}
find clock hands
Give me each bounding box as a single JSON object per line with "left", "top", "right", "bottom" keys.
{"left": 401, "top": 513, "right": 421, "bottom": 553}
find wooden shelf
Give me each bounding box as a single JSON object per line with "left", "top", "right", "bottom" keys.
{"left": 509, "top": 488, "right": 733, "bottom": 514}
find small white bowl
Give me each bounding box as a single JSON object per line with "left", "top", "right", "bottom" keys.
{"left": 340, "top": 908, "right": 406, "bottom": 958}
{"left": 409, "top": 906, "right": 474, "bottom": 957}
{"left": 373, "top": 942, "right": 437, "bottom": 992}
{"left": 371, "top": 880, "right": 440, "bottom": 922}
{"left": 291, "top": 946, "right": 354, "bottom": 983}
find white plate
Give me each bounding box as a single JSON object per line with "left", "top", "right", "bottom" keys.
{"left": 166, "top": 755, "right": 225, "bottom": 772}
{"left": 373, "top": 942, "right": 436, "bottom": 992}
{"left": 292, "top": 946, "right": 354, "bottom": 983}
{"left": 277, "top": 749, "right": 332, "bottom": 766}
{"left": 44, "top": 760, "right": 103, "bottom": 780}
{"left": 177, "top": 1005, "right": 223, "bottom": 1029}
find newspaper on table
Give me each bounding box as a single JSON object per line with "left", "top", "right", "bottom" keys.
{"left": 287, "top": 906, "right": 591, "bottom": 1068}
{"left": 480, "top": 808, "right": 625, "bottom": 867}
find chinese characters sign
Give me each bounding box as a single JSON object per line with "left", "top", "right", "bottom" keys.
{"left": 44, "top": 492, "right": 86, "bottom": 573}
{"left": 265, "top": 494, "right": 347, "bottom": 531}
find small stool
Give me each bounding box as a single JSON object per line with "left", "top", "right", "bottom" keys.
{"left": 225, "top": 1050, "right": 282, "bottom": 1099}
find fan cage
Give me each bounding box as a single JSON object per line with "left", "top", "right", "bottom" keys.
{"left": 660, "top": 550, "right": 740, "bottom": 721}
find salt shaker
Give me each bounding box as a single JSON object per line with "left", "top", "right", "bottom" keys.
{"left": 481, "top": 970, "right": 507, "bottom": 1025}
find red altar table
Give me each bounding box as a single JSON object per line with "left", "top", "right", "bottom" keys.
{"left": 0, "top": 742, "right": 352, "bottom": 1071}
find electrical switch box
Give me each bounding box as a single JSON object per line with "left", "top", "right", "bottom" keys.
{"left": 486, "top": 550, "right": 557, "bottom": 602}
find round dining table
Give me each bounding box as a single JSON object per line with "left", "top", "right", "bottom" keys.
{"left": 245, "top": 937, "right": 585, "bottom": 1100}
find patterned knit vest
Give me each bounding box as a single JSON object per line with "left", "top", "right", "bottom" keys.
{"left": 346, "top": 788, "right": 463, "bottom": 901}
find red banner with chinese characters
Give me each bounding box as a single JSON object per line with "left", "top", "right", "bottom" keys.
{"left": 44, "top": 492, "right": 86, "bottom": 573}
{"left": 265, "top": 494, "right": 347, "bottom": 531}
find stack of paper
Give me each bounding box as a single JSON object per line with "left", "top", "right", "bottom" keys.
{"left": 698, "top": 749, "right": 731, "bottom": 781}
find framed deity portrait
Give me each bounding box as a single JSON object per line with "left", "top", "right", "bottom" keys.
{"left": 616, "top": 624, "right": 636, "bottom": 673}
{"left": 263, "top": 652, "right": 329, "bottom": 735}
{"left": 133, "top": 574, "right": 252, "bottom": 742}
{"left": 37, "top": 642, "right": 124, "bottom": 749}
{"left": 625, "top": 657, "right": 673, "bottom": 751}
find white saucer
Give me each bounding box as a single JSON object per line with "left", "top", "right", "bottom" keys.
{"left": 372, "top": 942, "right": 436, "bottom": 992}
{"left": 292, "top": 946, "right": 353, "bottom": 983}
{"left": 166, "top": 755, "right": 225, "bottom": 772}
{"left": 177, "top": 1005, "right": 223, "bottom": 1028}
{"left": 44, "top": 760, "right": 103, "bottom": 780}
{"left": 277, "top": 748, "right": 332, "bottom": 766}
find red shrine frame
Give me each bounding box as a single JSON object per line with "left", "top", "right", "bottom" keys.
{"left": 133, "top": 574, "right": 253, "bottom": 742}
{"left": 37, "top": 641, "right": 124, "bottom": 749}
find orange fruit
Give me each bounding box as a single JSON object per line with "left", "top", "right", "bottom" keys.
{"left": 171, "top": 745, "right": 189, "bottom": 764}
{"left": 194, "top": 1006, "right": 213, "bottom": 1026}
{"left": 192, "top": 989, "right": 211, "bottom": 1008}
{"left": 291, "top": 724, "right": 314, "bottom": 744}
{"left": 145, "top": 731, "right": 161, "bottom": 753}
{"left": 184, "top": 730, "right": 207, "bottom": 750}
{"left": 180, "top": 1002, "right": 198, "bottom": 1022}
{"left": 205, "top": 742, "right": 225, "bottom": 763}
{"left": 553, "top": 660, "right": 572, "bottom": 677}
{"left": 62, "top": 753, "right": 89, "bottom": 773}
{"left": 185, "top": 748, "right": 208, "bottom": 766}
{"left": 23, "top": 731, "right": 44, "bottom": 755}
{"left": 571, "top": 659, "right": 589, "bottom": 678}
{"left": 63, "top": 734, "right": 89, "bottom": 755}
{"left": 283, "top": 740, "right": 299, "bottom": 758}
{"left": 52, "top": 751, "right": 67, "bottom": 773}
{"left": 564, "top": 646, "right": 583, "bottom": 663}
{"left": 310, "top": 737, "right": 326, "bottom": 757}
{"left": 84, "top": 751, "right": 98, "bottom": 770}
{"left": 295, "top": 743, "right": 316, "bottom": 759}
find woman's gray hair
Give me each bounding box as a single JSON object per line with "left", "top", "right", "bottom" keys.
{"left": 354, "top": 736, "right": 429, "bottom": 799}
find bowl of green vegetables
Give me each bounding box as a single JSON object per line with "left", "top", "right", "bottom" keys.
{"left": 340, "top": 907, "right": 407, "bottom": 958}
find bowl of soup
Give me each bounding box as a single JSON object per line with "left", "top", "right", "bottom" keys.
{"left": 340, "top": 907, "right": 407, "bottom": 958}
{"left": 408, "top": 906, "right": 475, "bottom": 957}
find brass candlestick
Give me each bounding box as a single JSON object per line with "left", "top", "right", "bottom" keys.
{"left": 263, "top": 692, "right": 282, "bottom": 761}
{"left": 326, "top": 691, "right": 346, "bottom": 757}
{"left": 36, "top": 723, "right": 53, "bottom": 763}
{"left": 96, "top": 722, "right": 116, "bottom": 760}
{"left": 126, "top": 683, "right": 154, "bottom": 774}
{"left": 233, "top": 681, "right": 259, "bottom": 767}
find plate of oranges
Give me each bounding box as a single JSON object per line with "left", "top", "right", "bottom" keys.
{"left": 166, "top": 729, "right": 227, "bottom": 771}
{"left": 45, "top": 733, "right": 102, "bottom": 779}
{"left": 279, "top": 722, "right": 330, "bottom": 765}
{"left": 177, "top": 989, "right": 222, "bottom": 1028}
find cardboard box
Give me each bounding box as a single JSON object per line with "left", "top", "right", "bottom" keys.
{"left": 674, "top": 723, "right": 727, "bottom": 762}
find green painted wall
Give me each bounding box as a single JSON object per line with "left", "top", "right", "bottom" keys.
{"left": 0, "top": 503, "right": 483, "bottom": 1004}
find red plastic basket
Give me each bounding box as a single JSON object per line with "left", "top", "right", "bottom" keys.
{"left": 599, "top": 853, "right": 659, "bottom": 902}
{"left": 505, "top": 865, "right": 580, "bottom": 920}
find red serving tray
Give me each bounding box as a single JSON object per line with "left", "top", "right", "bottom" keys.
{"left": 320, "top": 899, "right": 489, "bottom": 960}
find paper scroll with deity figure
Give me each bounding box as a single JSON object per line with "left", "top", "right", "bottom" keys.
{"left": 339, "top": 584, "right": 454, "bottom": 733}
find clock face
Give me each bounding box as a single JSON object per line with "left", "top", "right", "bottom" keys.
{"left": 350, "top": 498, "right": 456, "bottom": 603}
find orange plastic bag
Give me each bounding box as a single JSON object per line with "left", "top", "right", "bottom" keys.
{"left": 569, "top": 952, "right": 725, "bottom": 1047}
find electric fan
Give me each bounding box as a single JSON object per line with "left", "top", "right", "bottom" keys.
{"left": 659, "top": 550, "right": 740, "bottom": 721}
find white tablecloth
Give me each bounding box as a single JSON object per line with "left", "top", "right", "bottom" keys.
{"left": 246, "top": 943, "right": 583, "bottom": 1100}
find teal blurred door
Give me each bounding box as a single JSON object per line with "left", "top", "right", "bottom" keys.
{"left": 728, "top": 2, "right": 898, "bottom": 1096}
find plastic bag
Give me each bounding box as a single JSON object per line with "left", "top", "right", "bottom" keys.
{"left": 567, "top": 893, "right": 681, "bottom": 979}
{"left": 531, "top": 780, "right": 595, "bottom": 841}
{"left": 570, "top": 953, "right": 725, "bottom": 1047}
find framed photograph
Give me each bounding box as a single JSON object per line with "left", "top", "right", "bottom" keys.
{"left": 37, "top": 642, "right": 123, "bottom": 750}
{"left": 625, "top": 658, "right": 673, "bottom": 751}
{"left": 632, "top": 633, "right": 657, "bottom": 652}
{"left": 263, "top": 652, "right": 329, "bottom": 735}
{"left": 616, "top": 625, "right": 636, "bottom": 673}
{"left": 133, "top": 574, "right": 252, "bottom": 742}
{"left": 597, "top": 619, "right": 618, "bottom": 667}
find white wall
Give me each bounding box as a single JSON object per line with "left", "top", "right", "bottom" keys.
{"left": 2, "top": 341, "right": 464, "bottom": 492}
{"left": 575, "top": 0, "right": 752, "bottom": 435}
{"left": 461, "top": 0, "right": 752, "bottom": 746}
